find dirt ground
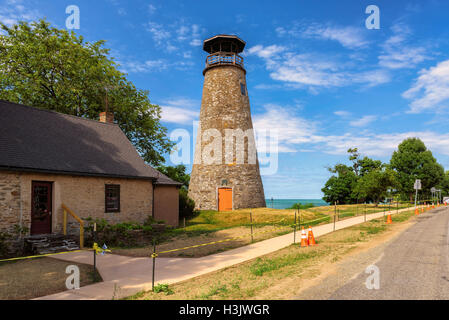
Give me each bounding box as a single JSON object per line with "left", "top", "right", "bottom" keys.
{"left": 0, "top": 257, "right": 101, "bottom": 300}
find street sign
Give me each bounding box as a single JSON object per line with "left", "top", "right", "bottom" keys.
{"left": 414, "top": 179, "right": 422, "bottom": 190}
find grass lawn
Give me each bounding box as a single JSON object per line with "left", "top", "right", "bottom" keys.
{"left": 113, "top": 204, "right": 413, "bottom": 258}
{"left": 127, "top": 208, "right": 416, "bottom": 300}
{"left": 0, "top": 257, "right": 102, "bottom": 300}
{"left": 112, "top": 207, "right": 329, "bottom": 257}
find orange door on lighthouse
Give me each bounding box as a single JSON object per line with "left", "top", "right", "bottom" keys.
{"left": 218, "top": 188, "right": 233, "bottom": 211}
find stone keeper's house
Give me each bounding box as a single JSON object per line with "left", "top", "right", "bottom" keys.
{"left": 0, "top": 100, "right": 180, "bottom": 246}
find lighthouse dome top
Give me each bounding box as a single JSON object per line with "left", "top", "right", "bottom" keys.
{"left": 203, "top": 35, "right": 246, "bottom": 54}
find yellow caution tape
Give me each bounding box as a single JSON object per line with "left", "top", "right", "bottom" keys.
{"left": 0, "top": 249, "right": 84, "bottom": 263}
{"left": 0, "top": 242, "right": 113, "bottom": 263}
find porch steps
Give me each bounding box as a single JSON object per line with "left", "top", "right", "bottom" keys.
{"left": 25, "top": 234, "right": 80, "bottom": 255}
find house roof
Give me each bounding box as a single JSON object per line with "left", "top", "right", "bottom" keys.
{"left": 0, "top": 100, "right": 180, "bottom": 185}
{"left": 154, "top": 171, "right": 183, "bottom": 186}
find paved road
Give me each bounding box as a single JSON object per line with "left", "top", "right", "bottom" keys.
{"left": 327, "top": 207, "right": 449, "bottom": 299}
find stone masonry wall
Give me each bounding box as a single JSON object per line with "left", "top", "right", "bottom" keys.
{"left": 0, "top": 172, "right": 23, "bottom": 235}
{"left": 188, "top": 65, "right": 266, "bottom": 210}
{"left": 0, "top": 171, "right": 154, "bottom": 236}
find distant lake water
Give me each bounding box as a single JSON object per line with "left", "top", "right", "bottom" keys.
{"left": 265, "top": 199, "right": 328, "bottom": 209}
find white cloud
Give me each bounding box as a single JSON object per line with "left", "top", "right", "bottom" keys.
{"left": 253, "top": 104, "right": 317, "bottom": 152}
{"left": 159, "top": 98, "right": 199, "bottom": 124}
{"left": 148, "top": 4, "right": 156, "bottom": 14}
{"left": 146, "top": 20, "right": 203, "bottom": 52}
{"left": 252, "top": 104, "right": 449, "bottom": 158}
{"left": 0, "top": 0, "right": 41, "bottom": 27}
{"left": 247, "top": 44, "right": 286, "bottom": 59}
{"left": 334, "top": 110, "right": 351, "bottom": 117}
{"left": 349, "top": 115, "right": 377, "bottom": 127}
{"left": 248, "top": 46, "right": 390, "bottom": 89}
{"left": 161, "top": 106, "right": 198, "bottom": 124}
{"left": 402, "top": 59, "right": 449, "bottom": 113}
{"left": 189, "top": 39, "right": 201, "bottom": 46}
{"left": 118, "top": 59, "right": 168, "bottom": 73}
{"left": 302, "top": 24, "right": 368, "bottom": 49}
{"left": 378, "top": 23, "right": 429, "bottom": 69}
{"left": 146, "top": 22, "right": 171, "bottom": 45}
{"left": 276, "top": 22, "right": 368, "bottom": 49}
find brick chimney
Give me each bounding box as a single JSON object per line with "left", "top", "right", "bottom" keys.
{"left": 99, "top": 111, "right": 114, "bottom": 123}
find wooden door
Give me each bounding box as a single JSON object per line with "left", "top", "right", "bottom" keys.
{"left": 218, "top": 188, "right": 233, "bottom": 211}
{"left": 31, "top": 181, "right": 53, "bottom": 235}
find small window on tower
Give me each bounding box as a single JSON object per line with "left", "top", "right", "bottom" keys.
{"left": 240, "top": 83, "right": 246, "bottom": 96}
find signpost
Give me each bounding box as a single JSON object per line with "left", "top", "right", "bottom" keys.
{"left": 431, "top": 187, "right": 437, "bottom": 205}
{"left": 414, "top": 179, "right": 421, "bottom": 209}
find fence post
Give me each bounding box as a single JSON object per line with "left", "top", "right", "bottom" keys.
{"left": 93, "top": 223, "right": 97, "bottom": 274}
{"left": 364, "top": 203, "right": 367, "bottom": 222}
{"left": 183, "top": 217, "right": 186, "bottom": 232}
{"left": 250, "top": 211, "right": 254, "bottom": 243}
{"left": 333, "top": 202, "right": 336, "bottom": 231}
{"left": 152, "top": 239, "right": 156, "bottom": 292}
{"left": 293, "top": 210, "right": 297, "bottom": 244}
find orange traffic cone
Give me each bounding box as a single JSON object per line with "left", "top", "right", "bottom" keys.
{"left": 300, "top": 227, "right": 308, "bottom": 247}
{"left": 386, "top": 214, "right": 392, "bottom": 224}
{"left": 415, "top": 207, "right": 419, "bottom": 215}
{"left": 445, "top": 202, "right": 447, "bottom": 206}
{"left": 432, "top": 203, "right": 435, "bottom": 209}
{"left": 307, "top": 226, "right": 316, "bottom": 246}
{"left": 421, "top": 206, "right": 424, "bottom": 214}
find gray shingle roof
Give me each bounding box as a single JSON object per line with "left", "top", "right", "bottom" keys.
{"left": 0, "top": 100, "right": 178, "bottom": 185}
{"left": 154, "top": 171, "right": 183, "bottom": 186}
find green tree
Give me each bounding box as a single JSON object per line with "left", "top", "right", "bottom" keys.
{"left": 0, "top": 19, "right": 173, "bottom": 165}
{"left": 156, "top": 165, "right": 190, "bottom": 188}
{"left": 321, "top": 164, "right": 358, "bottom": 204}
{"left": 352, "top": 167, "right": 398, "bottom": 205}
{"left": 390, "top": 138, "right": 444, "bottom": 200}
{"left": 438, "top": 171, "right": 449, "bottom": 197}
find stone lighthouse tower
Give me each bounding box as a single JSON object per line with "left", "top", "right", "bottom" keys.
{"left": 188, "top": 35, "right": 266, "bottom": 211}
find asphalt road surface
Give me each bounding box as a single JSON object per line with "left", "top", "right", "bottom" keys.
{"left": 300, "top": 207, "right": 449, "bottom": 300}
{"left": 329, "top": 207, "right": 449, "bottom": 299}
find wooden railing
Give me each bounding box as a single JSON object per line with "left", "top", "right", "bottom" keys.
{"left": 205, "top": 52, "right": 244, "bottom": 70}
{"left": 62, "top": 203, "right": 84, "bottom": 248}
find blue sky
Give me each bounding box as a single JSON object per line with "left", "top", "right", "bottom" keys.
{"left": 2, "top": 0, "right": 449, "bottom": 199}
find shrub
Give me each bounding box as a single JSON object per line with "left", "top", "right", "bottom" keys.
{"left": 0, "top": 232, "right": 11, "bottom": 258}
{"left": 153, "top": 283, "right": 174, "bottom": 295}
{"left": 289, "top": 202, "right": 315, "bottom": 210}
{"left": 179, "top": 187, "right": 196, "bottom": 220}
{"left": 83, "top": 218, "right": 154, "bottom": 247}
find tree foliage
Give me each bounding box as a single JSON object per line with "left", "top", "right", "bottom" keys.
{"left": 156, "top": 165, "right": 190, "bottom": 188}
{"left": 321, "top": 164, "right": 358, "bottom": 204}
{"left": 323, "top": 139, "right": 446, "bottom": 205}
{"left": 0, "top": 19, "right": 173, "bottom": 165}
{"left": 352, "top": 167, "right": 398, "bottom": 204}
{"left": 323, "top": 149, "right": 397, "bottom": 204}
{"left": 390, "top": 138, "right": 444, "bottom": 200}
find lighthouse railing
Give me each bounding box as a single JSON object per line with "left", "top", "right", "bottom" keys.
{"left": 205, "top": 52, "right": 244, "bottom": 69}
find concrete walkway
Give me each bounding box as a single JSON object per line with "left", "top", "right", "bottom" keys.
{"left": 36, "top": 205, "right": 421, "bottom": 300}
